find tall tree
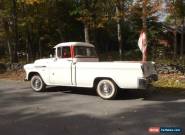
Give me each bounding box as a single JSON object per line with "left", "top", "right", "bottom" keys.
{"left": 165, "top": 0, "right": 185, "bottom": 58}
{"left": 11, "top": 0, "right": 19, "bottom": 62}
{"left": 72, "top": 0, "right": 96, "bottom": 43}
{"left": 100, "top": 0, "right": 132, "bottom": 59}
{"left": 0, "top": 0, "right": 15, "bottom": 63}
{"left": 115, "top": 4, "right": 122, "bottom": 59}
{"left": 72, "top": 0, "right": 110, "bottom": 43}
{"left": 175, "top": 0, "right": 185, "bottom": 58}
{"left": 130, "top": 0, "right": 162, "bottom": 61}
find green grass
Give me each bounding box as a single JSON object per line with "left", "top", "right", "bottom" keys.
{"left": 153, "top": 74, "right": 185, "bottom": 89}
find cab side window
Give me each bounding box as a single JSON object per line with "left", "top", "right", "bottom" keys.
{"left": 62, "top": 47, "right": 71, "bottom": 58}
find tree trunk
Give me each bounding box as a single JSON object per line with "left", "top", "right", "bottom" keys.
{"left": 180, "top": 18, "right": 184, "bottom": 58}
{"left": 174, "top": 27, "right": 177, "bottom": 58}
{"left": 116, "top": 5, "right": 122, "bottom": 60}
{"left": 3, "top": 18, "right": 13, "bottom": 63}
{"left": 7, "top": 40, "right": 13, "bottom": 63}
{"left": 39, "top": 37, "right": 42, "bottom": 58}
{"left": 12, "top": 0, "right": 18, "bottom": 63}
{"left": 26, "top": 24, "right": 33, "bottom": 62}
{"left": 26, "top": 39, "right": 29, "bottom": 63}
{"left": 173, "top": 0, "right": 177, "bottom": 58}
{"left": 22, "top": 3, "right": 31, "bottom": 63}
{"left": 174, "top": 28, "right": 177, "bottom": 58}
{"left": 84, "top": 23, "right": 90, "bottom": 43}
{"left": 26, "top": 37, "right": 32, "bottom": 63}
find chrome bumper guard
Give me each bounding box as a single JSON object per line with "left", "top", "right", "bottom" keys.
{"left": 138, "top": 79, "right": 147, "bottom": 89}
{"left": 146, "top": 74, "right": 158, "bottom": 83}
{"left": 138, "top": 74, "right": 158, "bottom": 89}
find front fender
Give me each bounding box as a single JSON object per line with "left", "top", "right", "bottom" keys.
{"left": 24, "top": 64, "right": 49, "bottom": 84}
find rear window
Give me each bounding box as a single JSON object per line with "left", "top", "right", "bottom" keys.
{"left": 74, "top": 46, "right": 97, "bottom": 58}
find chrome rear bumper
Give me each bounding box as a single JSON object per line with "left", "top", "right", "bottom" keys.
{"left": 138, "top": 74, "right": 158, "bottom": 89}
{"left": 146, "top": 74, "right": 158, "bottom": 83}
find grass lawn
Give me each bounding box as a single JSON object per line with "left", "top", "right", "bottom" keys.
{"left": 153, "top": 74, "right": 185, "bottom": 89}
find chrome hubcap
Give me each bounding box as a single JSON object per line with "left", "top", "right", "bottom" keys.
{"left": 33, "top": 78, "right": 41, "bottom": 90}
{"left": 100, "top": 82, "right": 113, "bottom": 96}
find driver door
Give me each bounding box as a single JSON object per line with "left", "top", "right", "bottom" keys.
{"left": 49, "top": 46, "right": 72, "bottom": 86}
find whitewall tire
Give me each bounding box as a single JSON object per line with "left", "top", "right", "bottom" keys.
{"left": 96, "top": 79, "right": 118, "bottom": 100}
{"left": 31, "top": 75, "right": 46, "bottom": 92}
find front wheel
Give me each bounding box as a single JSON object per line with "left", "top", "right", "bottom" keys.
{"left": 96, "top": 79, "right": 118, "bottom": 100}
{"left": 31, "top": 75, "right": 46, "bottom": 92}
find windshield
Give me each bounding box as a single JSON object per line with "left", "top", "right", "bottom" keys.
{"left": 74, "top": 46, "right": 97, "bottom": 58}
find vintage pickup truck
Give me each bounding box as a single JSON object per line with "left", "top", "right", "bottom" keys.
{"left": 24, "top": 42, "right": 158, "bottom": 99}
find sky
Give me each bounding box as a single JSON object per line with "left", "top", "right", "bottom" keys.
{"left": 158, "top": 0, "right": 168, "bottom": 22}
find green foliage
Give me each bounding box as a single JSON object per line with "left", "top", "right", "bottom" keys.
{"left": 155, "top": 57, "right": 185, "bottom": 66}
{"left": 0, "top": 0, "right": 177, "bottom": 63}
{"left": 153, "top": 74, "right": 185, "bottom": 89}
{"left": 99, "top": 49, "right": 142, "bottom": 61}
{"left": 165, "top": 0, "right": 185, "bottom": 25}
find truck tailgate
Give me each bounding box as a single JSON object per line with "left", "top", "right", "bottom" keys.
{"left": 142, "top": 62, "right": 158, "bottom": 82}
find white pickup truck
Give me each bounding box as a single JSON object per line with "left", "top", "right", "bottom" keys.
{"left": 24, "top": 42, "right": 158, "bottom": 99}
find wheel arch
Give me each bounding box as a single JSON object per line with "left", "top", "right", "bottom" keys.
{"left": 28, "top": 72, "right": 41, "bottom": 81}
{"left": 93, "top": 77, "right": 119, "bottom": 88}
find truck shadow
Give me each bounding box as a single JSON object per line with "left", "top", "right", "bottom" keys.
{"left": 117, "top": 87, "right": 185, "bottom": 101}
{"left": 46, "top": 86, "right": 185, "bottom": 101}
{"left": 46, "top": 86, "right": 97, "bottom": 96}
{"left": 143, "top": 87, "right": 185, "bottom": 101}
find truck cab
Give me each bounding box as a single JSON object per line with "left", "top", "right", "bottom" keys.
{"left": 54, "top": 42, "right": 99, "bottom": 62}
{"left": 48, "top": 42, "right": 99, "bottom": 86}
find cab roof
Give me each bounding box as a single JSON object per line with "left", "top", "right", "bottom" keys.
{"left": 54, "top": 42, "right": 95, "bottom": 48}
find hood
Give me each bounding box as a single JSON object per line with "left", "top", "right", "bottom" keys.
{"left": 34, "top": 58, "right": 54, "bottom": 65}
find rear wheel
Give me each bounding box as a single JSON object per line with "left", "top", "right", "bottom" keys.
{"left": 96, "top": 79, "right": 118, "bottom": 100}
{"left": 31, "top": 75, "right": 46, "bottom": 92}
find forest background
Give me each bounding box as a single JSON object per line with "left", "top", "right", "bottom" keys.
{"left": 0, "top": 0, "right": 184, "bottom": 64}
